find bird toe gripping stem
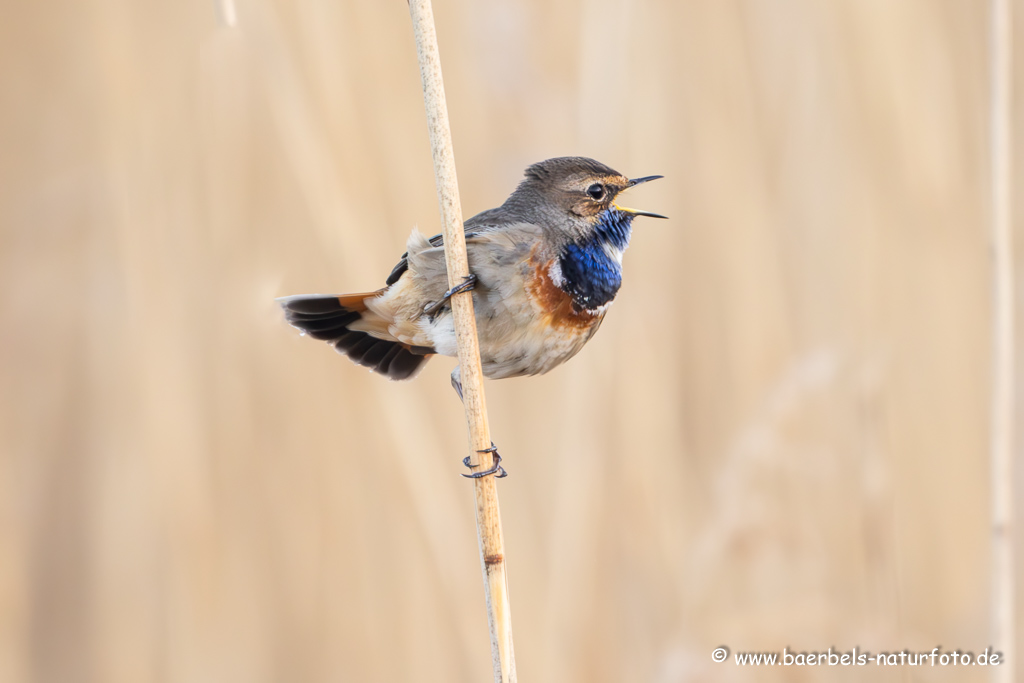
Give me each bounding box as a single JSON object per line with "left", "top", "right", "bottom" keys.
{"left": 462, "top": 442, "right": 507, "bottom": 479}
{"left": 423, "top": 274, "right": 477, "bottom": 317}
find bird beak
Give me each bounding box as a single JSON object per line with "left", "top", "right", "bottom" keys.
{"left": 627, "top": 175, "right": 663, "bottom": 187}
{"left": 617, "top": 207, "right": 669, "bottom": 219}
{"left": 617, "top": 175, "right": 668, "bottom": 219}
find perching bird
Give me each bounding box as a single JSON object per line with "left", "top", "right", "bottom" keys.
{"left": 279, "top": 157, "right": 665, "bottom": 475}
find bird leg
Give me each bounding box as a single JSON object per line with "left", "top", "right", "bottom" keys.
{"left": 450, "top": 369, "right": 508, "bottom": 479}
{"left": 451, "top": 372, "right": 464, "bottom": 402}
{"left": 423, "top": 274, "right": 477, "bottom": 317}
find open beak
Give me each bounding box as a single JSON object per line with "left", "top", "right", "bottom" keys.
{"left": 616, "top": 175, "right": 668, "bottom": 219}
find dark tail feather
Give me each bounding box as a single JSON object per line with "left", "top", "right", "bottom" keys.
{"left": 278, "top": 293, "right": 434, "bottom": 381}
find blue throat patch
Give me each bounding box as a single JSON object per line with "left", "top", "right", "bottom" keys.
{"left": 558, "top": 209, "right": 634, "bottom": 311}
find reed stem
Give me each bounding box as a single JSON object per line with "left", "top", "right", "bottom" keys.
{"left": 407, "top": 2, "right": 517, "bottom": 681}
{"left": 989, "top": 0, "right": 1015, "bottom": 680}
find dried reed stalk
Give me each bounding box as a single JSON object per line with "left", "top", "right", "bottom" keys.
{"left": 407, "top": 1, "right": 517, "bottom": 681}
{"left": 989, "top": 0, "right": 1014, "bottom": 680}
{"left": 216, "top": 0, "right": 237, "bottom": 27}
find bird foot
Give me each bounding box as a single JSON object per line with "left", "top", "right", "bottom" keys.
{"left": 462, "top": 442, "right": 507, "bottom": 479}
{"left": 424, "top": 274, "right": 477, "bottom": 317}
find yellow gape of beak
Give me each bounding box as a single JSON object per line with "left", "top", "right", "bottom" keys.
{"left": 615, "top": 175, "right": 668, "bottom": 219}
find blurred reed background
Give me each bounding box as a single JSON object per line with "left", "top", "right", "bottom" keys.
{"left": 0, "top": 0, "right": 1021, "bottom": 681}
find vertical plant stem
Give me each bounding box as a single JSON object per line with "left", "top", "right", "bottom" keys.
{"left": 407, "top": 1, "right": 517, "bottom": 681}
{"left": 989, "top": 0, "right": 1015, "bottom": 680}
{"left": 215, "top": 0, "right": 237, "bottom": 27}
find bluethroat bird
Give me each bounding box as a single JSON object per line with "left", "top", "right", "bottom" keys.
{"left": 279, "top": 157, "right": 665, "bottom": 477}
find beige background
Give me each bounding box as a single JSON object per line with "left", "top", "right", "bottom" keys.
{"left": 1, "top": 0, "right": 1022, "bottom": 681}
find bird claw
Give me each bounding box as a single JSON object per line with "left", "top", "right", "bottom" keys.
{"left": 462, "top": 442, "right": 507, "bottom": 479}
{"left": 424, "top": 274, "right": 477, "bottom": 317}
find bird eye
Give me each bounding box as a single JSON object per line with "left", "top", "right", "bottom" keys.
{"left": 586, "top": 183, "right": 605, "bottom": 200}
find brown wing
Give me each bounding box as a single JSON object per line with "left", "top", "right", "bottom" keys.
{"left": 383, "top": 206, "right": 518, "bottom": 285}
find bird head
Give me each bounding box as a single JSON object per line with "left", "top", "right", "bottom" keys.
{"left": 504, "top": 157, "right": 666, "bottom": 242}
